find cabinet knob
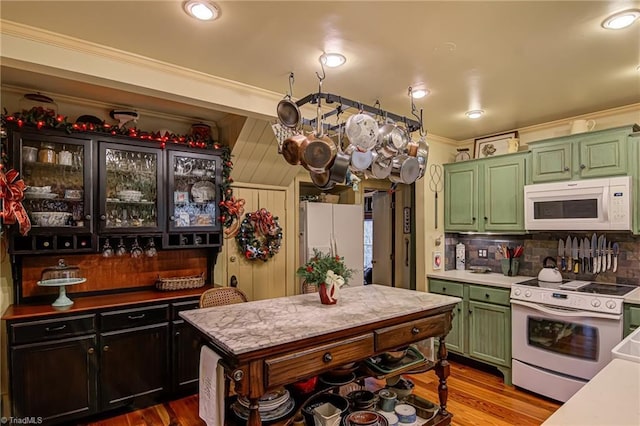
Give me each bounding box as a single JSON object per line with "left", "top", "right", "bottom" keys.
{"left": 485, "top": 293, "right": 490, "bottom": 298}
{"left": 580, "top": 164, "right": 586, "bottom": 169}
{"left": 87, "top": 347, "right": 95, "bottom": 354}
{"left": 484, "top": 217, "right": 488, "bottom": 221}
{"left": 103, "top": 345, "right": 110, "bottom": 352}
{"left": 322, "top": 352, "right": 333, "bottom": 363}
{"left": 472, "top": 217, "right": 476, "bottom": 222}
{"left": 230, "top": 256, "right": 237, "bottom": 262}
{"left": 100, "top": 215, "right": 107, "bottom": 221}
{"left": 175, "top": 331, "right": 181, "bottom": 337}
{"left": 564, "top": 166, "right": 570, "bottom": 172}
{"left": 85, "top": 214, "right": 91, "bottom": 220}
{"left": 170, "top": 215, "right": 175, "bottom": 221}
{"left": 411, "top": 327, "right": 420, "bottom": 335}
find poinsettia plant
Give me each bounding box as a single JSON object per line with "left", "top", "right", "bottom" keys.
{"left": 296, "top": 248, "right": 354, "bottom": 285}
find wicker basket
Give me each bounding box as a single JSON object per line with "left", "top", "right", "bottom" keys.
{"left": 155, "top": 273, "right": 205, "bottom": 291}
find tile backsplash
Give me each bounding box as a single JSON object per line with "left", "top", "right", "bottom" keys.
{"left": 445, "top": 232, "right": 640, "bottom": 286}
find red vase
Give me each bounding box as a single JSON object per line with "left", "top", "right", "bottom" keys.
{"left": 318, "top": 282, "right": 337, "bottom": 305}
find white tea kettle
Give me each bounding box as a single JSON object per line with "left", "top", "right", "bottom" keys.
{"left": 538, "top": 256, "right": 563, "bottom": 282}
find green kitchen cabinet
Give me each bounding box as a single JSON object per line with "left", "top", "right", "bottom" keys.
{"left": 444, "top": 162, "right": 479, "bottom": 232}
{"left": 444, "top": 152, "right": 527, "bottom": 233}
{"left": 529, "top": 124, "right": 639, "bottom": 183}
{"left": 428, "top": 278, "right": 512, "bottom": 384}
{"left": 468, "top": 301, "right": 511, "bottom": 367}
{"left": 428, "top": 279, "right": 465, "bottom": 353}
{"left": 623, "top": 303, "right": 640, "bottom": 337}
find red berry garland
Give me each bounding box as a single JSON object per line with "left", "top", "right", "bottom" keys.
{"left": 235, "top": 208, "right": 283, "bottom": 261}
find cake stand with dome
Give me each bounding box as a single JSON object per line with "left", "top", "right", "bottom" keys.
{"left": 37, "top": 259, "right": 86, "bottom": 309}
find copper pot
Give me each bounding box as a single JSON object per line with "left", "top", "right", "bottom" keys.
{"left": 310, "top": 170, "right": 336, "bottom": 190}
{"left": 302, "top": 134, "right": 337, "bottom": 173}
{"left": 281, "top": 133, "right": 310, "bottom": 165}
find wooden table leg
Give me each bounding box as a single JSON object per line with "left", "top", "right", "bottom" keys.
{"left": 435, "top": 336, "right": 450, "bottom": 416}
{"left": 247, "top": 398, "right": 262, "bottom": 426}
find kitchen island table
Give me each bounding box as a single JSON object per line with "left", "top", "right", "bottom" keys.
{"left": 180, "top": 284, "right": 461, "bottom": 425}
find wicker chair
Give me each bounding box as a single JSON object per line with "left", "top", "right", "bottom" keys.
{"left": 199, "top": 287, "right": 249, "bottom": 308}
{"left": 198, "top": 287, "right": 248, "bottom": 404}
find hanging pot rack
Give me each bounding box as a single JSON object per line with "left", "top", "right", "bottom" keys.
{"left": 295, "top": 92, "right": 423, "bottom": 134}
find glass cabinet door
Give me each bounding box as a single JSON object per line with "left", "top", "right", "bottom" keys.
{"left": 168, "top": 150, "right": 221, "bottom": 232}
{"left": 17, "top": 132, "right": 92, "bottom": 233}
{"left": 99, "top": 142, "right": 164, "bottom": 233}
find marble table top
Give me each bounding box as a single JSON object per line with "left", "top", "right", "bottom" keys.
{"left": 180, "top": 284, "right": 461, "bottom": 355}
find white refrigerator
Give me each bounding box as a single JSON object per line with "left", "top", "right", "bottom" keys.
{"left": 299, "top": 201, "right": 364, "bottom": 286}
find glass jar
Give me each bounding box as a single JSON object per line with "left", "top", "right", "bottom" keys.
{"left": 38, "top": 142, "right": 56, "bottom": 164}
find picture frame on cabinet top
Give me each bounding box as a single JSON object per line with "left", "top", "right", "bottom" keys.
{"left": 474, "top": 131, "right": 519, "bottom": 159}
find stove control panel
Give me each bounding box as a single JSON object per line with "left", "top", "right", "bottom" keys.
{"left": 510, "top": 285, "right": 623, "bottom": 315}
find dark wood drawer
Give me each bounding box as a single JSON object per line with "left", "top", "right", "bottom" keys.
{"left": 100, "top": 304, "right": 169, "bottom": 332}
{"left": 469, "top": 285, "right": 510, "bottom": 306}
{"left": 375, "top": 313, "right": 450, "bottom": 352}
{"left": 10, "top": 314, "right": 96, "bottom": 345}
{"left": 265, "top": 334, "right": 374, "bottom": 387}
{"left": 171, "top": 299, "right": 200, "bottom": 320}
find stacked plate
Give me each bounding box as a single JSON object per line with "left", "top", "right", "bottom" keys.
{"left": 232, "top": 388, "right": 294, "bottom": 422}
{"left": 24, "top": 186, "right": 57, "bottom": 199}
{"left": 117, "top": 190, "right": 142, "bottom": 202}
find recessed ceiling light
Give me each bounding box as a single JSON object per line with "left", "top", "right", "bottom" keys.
{"left": 466, "top": 110, "right": 484, "bottom": 119}
{"left": 320, "top": 53, "right": 346, "bottom": 68}
{"left": 410, "top": 89, "right": 430, "bottom": 99}
{"left": 184, "top": 1, "right": 220, "bottom": 21}
{"left": 601, "top": 9, "right": 640, "bottom": 29}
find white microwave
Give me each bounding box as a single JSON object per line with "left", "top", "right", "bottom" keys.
{"left": 524, "top": 176, "right": 632, "bottom": 231}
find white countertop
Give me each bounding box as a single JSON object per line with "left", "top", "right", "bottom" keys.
{"left": 542, "top": 358, "right": 640, "bottom": 426}
{"left": 427, "top": 270, "right": 534, "bottom": 289}
{"left": 180, "top": 284, "right": 461, "bottom": 355}
{"left": 625, "top": 287, "right": 640, "bottom": 304}
{"left": 427, "top": 270, "right": 640, "bottom": 303}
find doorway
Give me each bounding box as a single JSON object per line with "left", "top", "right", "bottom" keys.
{"left": 363, "top": 183, "right": 416, "bottom": 289}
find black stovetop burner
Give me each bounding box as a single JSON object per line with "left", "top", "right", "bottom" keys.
{"left": 516, "top": 279, "right": 637, "bottom": 297}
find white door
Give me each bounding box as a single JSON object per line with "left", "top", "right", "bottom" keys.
{"left": 372, "top": 191, "right": 392, "bottom": 286}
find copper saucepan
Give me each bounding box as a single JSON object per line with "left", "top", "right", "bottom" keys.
{"left": 302, "top": 133, "right": 337, "bottom": 173}
{"left": 281, "top": 133, "right": 310, "bottom": 165}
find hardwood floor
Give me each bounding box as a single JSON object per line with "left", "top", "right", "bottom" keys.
{"left": 82, "top": 359, "right": 561, "bottom": 426}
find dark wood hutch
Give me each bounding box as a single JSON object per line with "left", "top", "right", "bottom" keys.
{"left": 2, "top": 124, "right": 225, "bottom": 424}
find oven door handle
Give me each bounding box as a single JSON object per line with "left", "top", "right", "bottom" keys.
{"left": 510, "top": 299, "right": 622, "bottom": 321}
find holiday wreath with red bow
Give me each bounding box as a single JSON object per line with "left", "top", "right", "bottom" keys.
{"left": 235, "top": 208, "right": 282, "bottom": 261}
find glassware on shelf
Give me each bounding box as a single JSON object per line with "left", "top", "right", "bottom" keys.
{"left": 145, "top": 239, "right": 157, "bottom": 257}
{"left": 130, "top": 238, "right": 143, "bottom": 258}
{"left": 116, "top": 238, "right": 127, "bottom": 256}
{"left": 102, "top": 239, "right": 114, "bottom": 258}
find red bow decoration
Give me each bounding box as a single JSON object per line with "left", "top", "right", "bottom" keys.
{"left": 222, "top": 197, "right": 246, "bottom": 239}
{"left": 252, "top": 208, "right": 277, "bottom": 237}
{"left": 0, "top": 166, "right": 31, "bottom": 236}
{"left": 221, "top": 196, "right": 245, "bottom": 218}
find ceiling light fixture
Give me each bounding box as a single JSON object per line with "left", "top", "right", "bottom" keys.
{"left": 320, "top": 53, "right": 347, "bottom": 68}
{"left": 466, "top": 110, "right": 484, "bottom": 119}
{"left": 184, "top": 0, "right": 220, "bottom": 21}
{"left": 601, "top": 9, "right": 640, "bottom": 29}
{"left": 410, "top": 88, "right": 430, "bottom": 99}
